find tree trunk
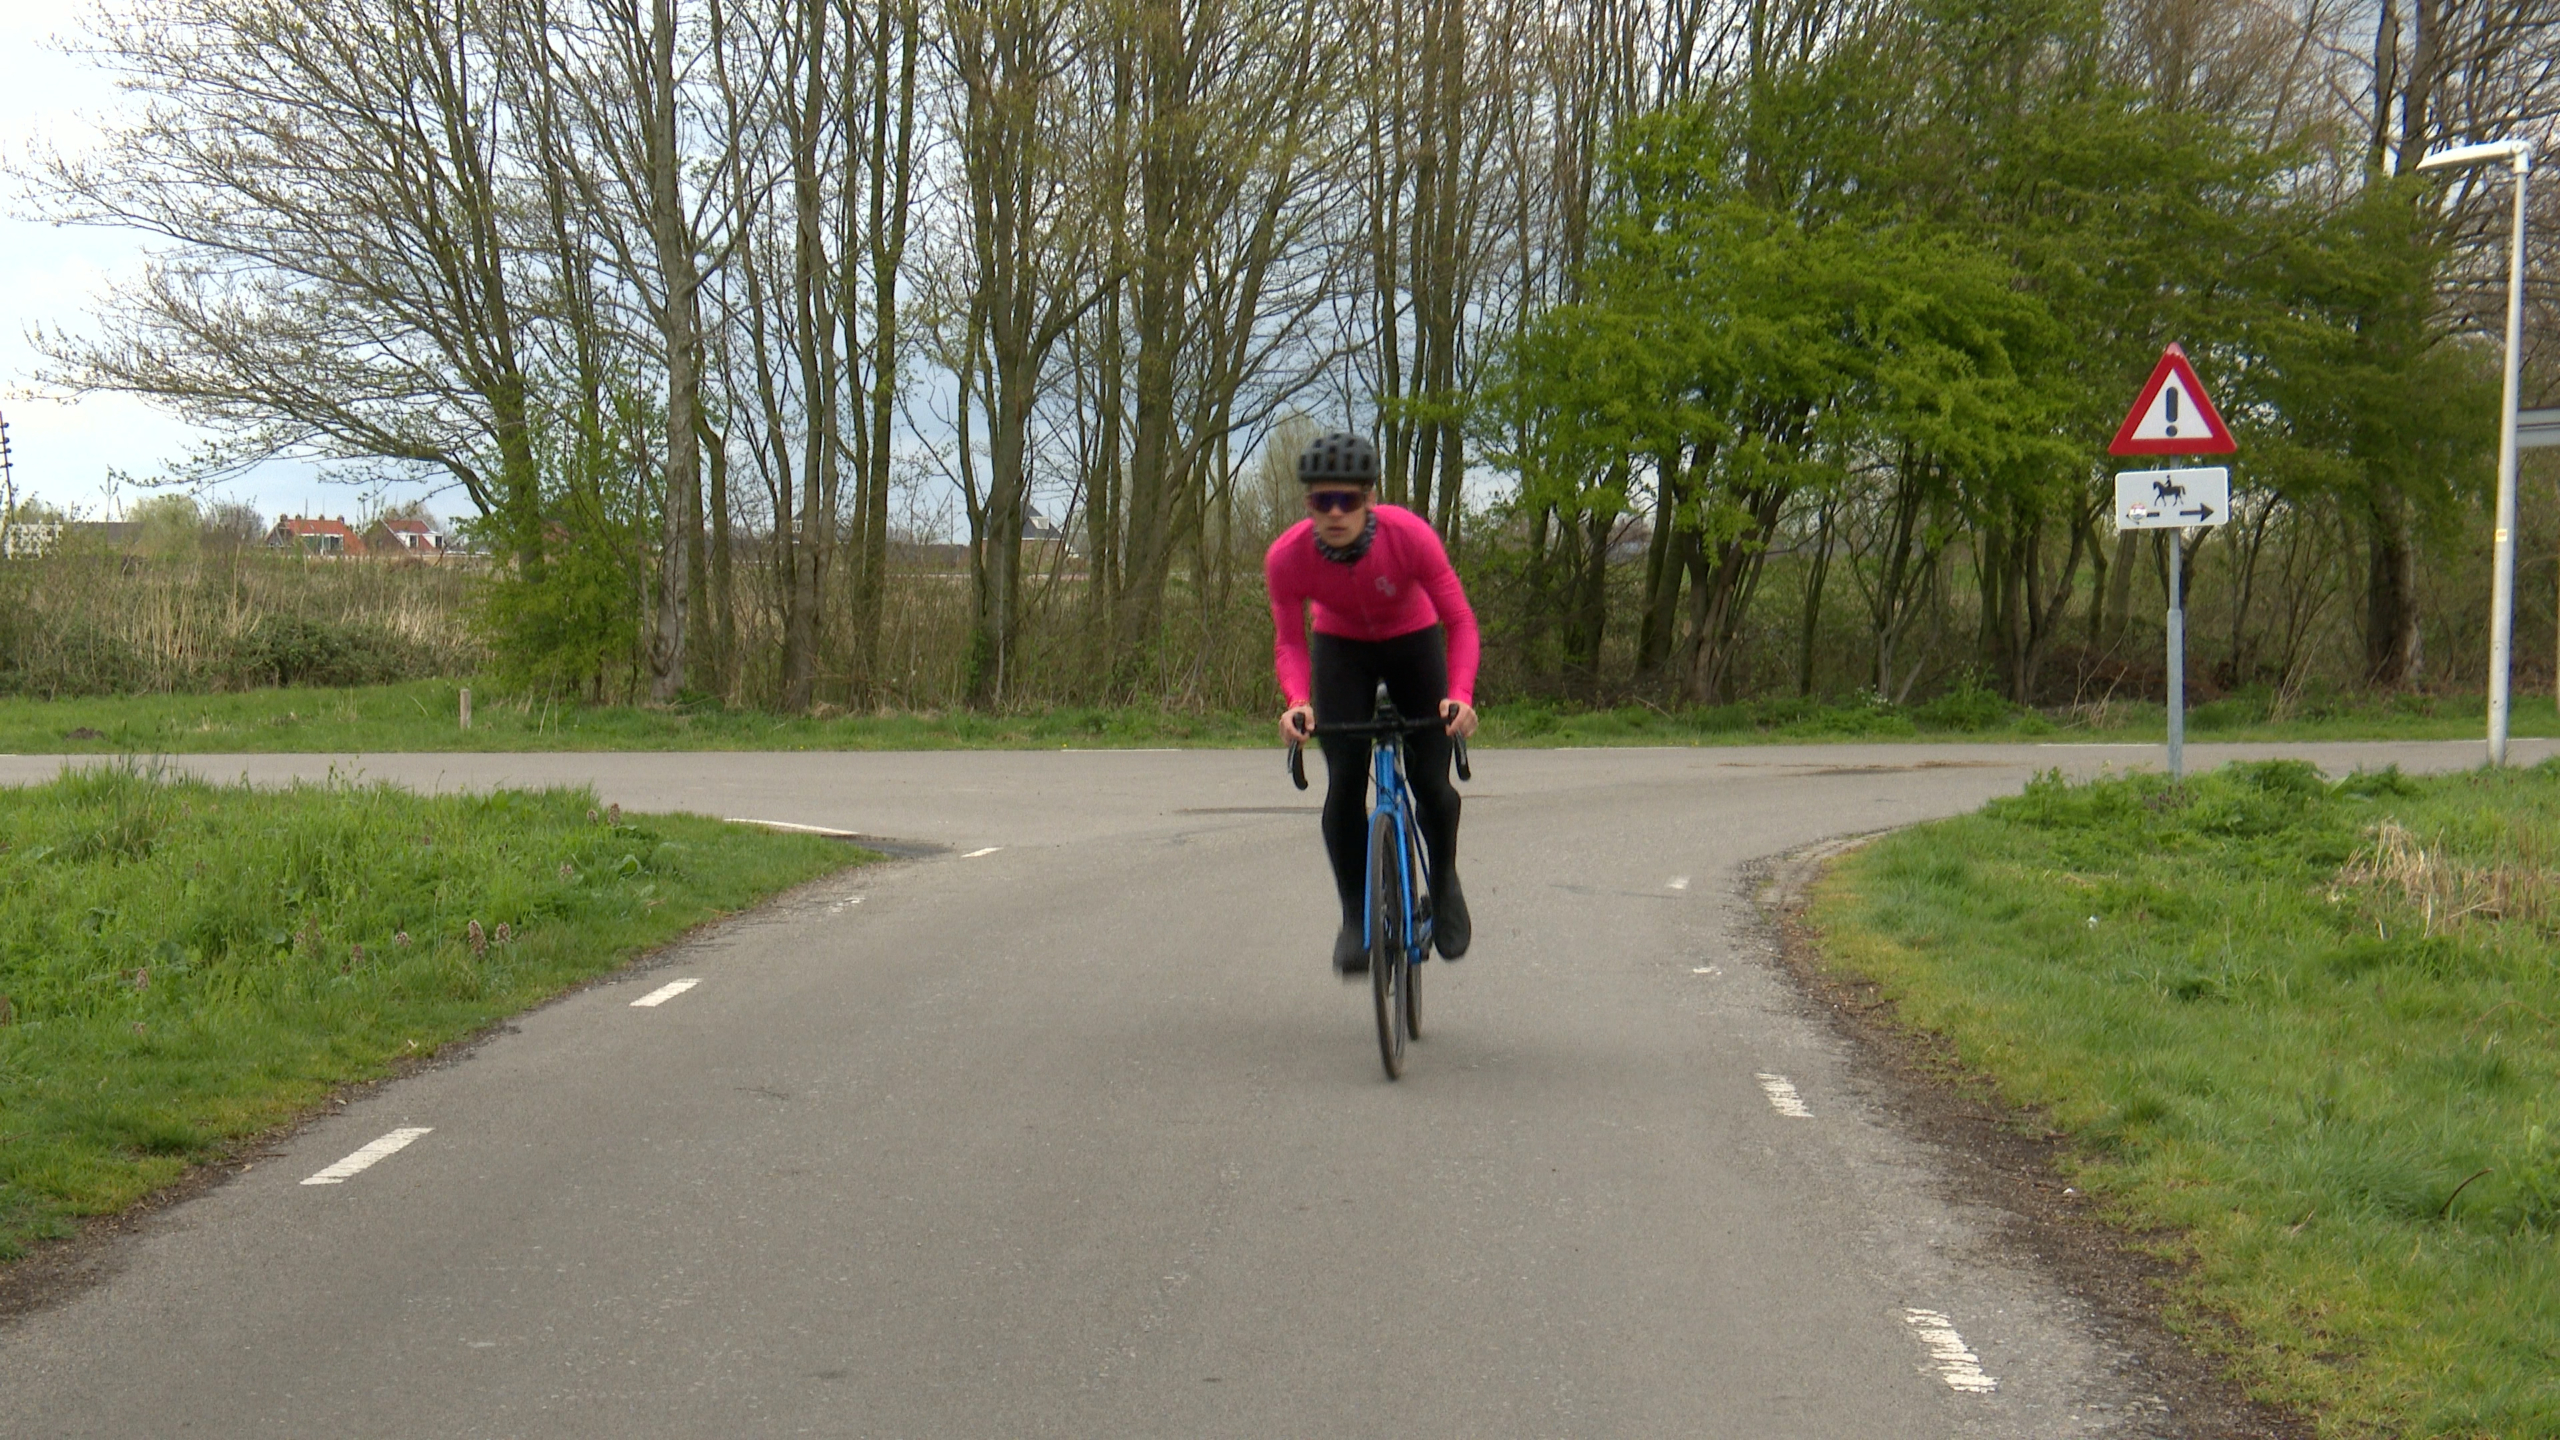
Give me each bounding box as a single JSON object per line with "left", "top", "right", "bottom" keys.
{"left": 645, "top": 0, "right": 700, "bottom": 704}
{"left": 2102, "top": 530, "right": 2138, "bottom": 646}
{"left": 704, "top": 413, "right": 733, "bottom": 697}
{"left": 1112, "top": 50, "right": 1188, "bottom": 683}
{"left": 782, "top": 0, "right": 841, "bottom": 715}
{"left": 970, "top": 345, "right": 1035, "bottom": 706}
{"left": 852, "top": 0, "right": 917, "bottom": 704}
{"left": 1634, "top": 448, "right": 1685, "bottom": 677}
{"left": 1563, "top": 500, "right": 1615, "bottom": 699}
{"left": 2364, "top": 491, "right": 2423, "bottom": 687}
{"left": 1797, "top": 495, "right": 1835, "bottom": 697}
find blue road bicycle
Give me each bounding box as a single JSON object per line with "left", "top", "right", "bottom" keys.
{"left": 1289, "top": 682, "right": 1472, "bottom": 1079}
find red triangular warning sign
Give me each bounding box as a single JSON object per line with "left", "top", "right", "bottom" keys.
{"left": 2109, "top": 344, "right": 2235, "bottom": 456}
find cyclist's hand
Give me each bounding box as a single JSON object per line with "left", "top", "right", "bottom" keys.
{"left": 1441, "top": 700, "right": 1478, "bottom": 739}
{"left": 1280, "top": 704, "right": 1315, "bottom": 745}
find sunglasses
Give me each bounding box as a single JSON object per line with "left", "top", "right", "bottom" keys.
{"left": 1305, "top": 491, "right": 1367, "bottom": 515}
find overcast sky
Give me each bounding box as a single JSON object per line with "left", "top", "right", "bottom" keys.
{"left": 1, "top": 0, "right": 442, "bottom": 526}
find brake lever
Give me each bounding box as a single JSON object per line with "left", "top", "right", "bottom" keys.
{"left": 1440, "top": 703, "right": 1474, "bottom": 782}
{"left": 1286, "top": 742, "right": 1308, "bottom": 791}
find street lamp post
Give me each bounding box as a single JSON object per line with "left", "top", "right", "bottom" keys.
{"left": 2417, "top": 138, "right": 2533, "bottom": 766}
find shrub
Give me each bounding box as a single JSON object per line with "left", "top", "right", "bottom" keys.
{"left": 1912, "top": 678, "right": 2014, "bottom": 732}
{"left": 0, "top": 618, "right": 154, "bottom": 699}
{"left": 227, "top": 615, "right": 435, "bottom": 688}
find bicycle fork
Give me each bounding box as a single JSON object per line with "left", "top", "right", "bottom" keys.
{"left": 1362, "top": 743, "right": 1431, "bottom": 961}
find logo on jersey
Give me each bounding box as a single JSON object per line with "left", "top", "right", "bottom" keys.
{"left": 1375, "top": 575, "right": 1397, "bottom": 597}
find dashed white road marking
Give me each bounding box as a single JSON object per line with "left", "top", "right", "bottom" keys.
{"left": 723, "top": 817, "right": 860, "bottom": 838}
{"left": 631, "top": 979, "right": 700, "bottom": 1007}
{"left": 1666, "top": 875, "right": 1691, "bottom": 890}
{"left": 961, "top": 846, "right": 1002, "bottom": 859}
{"left": 302, "top": 1127, "right": 432, "bottom": 1185}
{"left": 828, "top": 894, "right": 865, "bottom": 915}
{"left": 1903, "top": 1309, "right": 1999, "bottom": 1393}
{"left": 1754, "top": 1073, "right": 1813, "bottom": 1118}
{"left": 1692, "top": 965, "right": 1721, "bottom": 975}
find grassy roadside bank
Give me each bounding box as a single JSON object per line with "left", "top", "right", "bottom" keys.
{"left": 1808, "top": 761, "right": 2560, "bottom": 1437}
{"left": 0, "top": 765, "right": 859, "bottom": 1261}
{"left": 7, "top": 679, "right": 2560, "bottom": 753}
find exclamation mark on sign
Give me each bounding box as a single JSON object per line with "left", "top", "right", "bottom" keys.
{"left": 2164, "top": 385, "right": 2181, "bottom": 439}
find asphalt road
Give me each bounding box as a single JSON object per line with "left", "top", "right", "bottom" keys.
{"left": 0, "top": 739, "right": 2543, "bottom": 1438}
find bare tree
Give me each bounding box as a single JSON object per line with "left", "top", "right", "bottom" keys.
{"left": 1105, "top": 0, "right": 1346, "bottom": 681}
{"left": 31, "top": 0, "right": 550, "bottom": 564}
{"left": 939, "top": 0, "right": 1113, "bottom": 704}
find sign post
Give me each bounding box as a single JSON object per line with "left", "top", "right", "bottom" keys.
{"left": 2110, "top": 345, "right": 2236, "bottom": 781}
{"left": 2116, "top": 469, "right": 2228, "bottom": 777}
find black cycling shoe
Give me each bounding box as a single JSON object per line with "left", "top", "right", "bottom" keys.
{"left": 1332, "top": 922, "right": 1369, "bottom": 978}
{"left": 1434, "top": 874, "right": 1471, "bottom": 959}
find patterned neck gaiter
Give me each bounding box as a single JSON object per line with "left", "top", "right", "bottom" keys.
{"left": 1314, "top": 509, "right": 1377, "bottom": 566}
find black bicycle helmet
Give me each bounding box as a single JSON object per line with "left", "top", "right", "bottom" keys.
{"left": 1296, "top": 431, "right": 1380, "bottom": 485}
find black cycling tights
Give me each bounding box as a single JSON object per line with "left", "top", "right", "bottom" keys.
{"left": 1312, "top": 626, "right": 1461, "bottom": 925}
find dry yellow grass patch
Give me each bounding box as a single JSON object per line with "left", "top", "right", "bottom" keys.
{"left": 2332, "top": 818, "right": 2560, "bottom": 937}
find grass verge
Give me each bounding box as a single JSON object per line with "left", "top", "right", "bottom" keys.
{"left": 1808, "top": 760, "right": 2560, "bottom": 1437}
{"left": 0, "top": 763, "right": 858, "bottom": 1261}
{"left": 6, "top": 679, "right": 2560, "bottom": 753}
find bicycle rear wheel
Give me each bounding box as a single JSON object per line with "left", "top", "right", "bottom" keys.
{"left": 1368, "top": 809, "right": 1405, "bottom": 1079}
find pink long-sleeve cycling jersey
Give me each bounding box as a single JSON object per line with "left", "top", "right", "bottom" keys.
{"left": 1264, "top": 504, "right": 1480, "bottom": 708}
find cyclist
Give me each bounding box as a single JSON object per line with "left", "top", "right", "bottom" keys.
{"left": 1266, "top": 431, "right": 1479, "bottom": 978}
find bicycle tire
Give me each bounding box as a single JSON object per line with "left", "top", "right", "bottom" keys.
{"left": 1403, "top": 810, "right": 1427, "bottom": 1041}
{"left": 1369, "top": 808, "right": 1405, "bottom": 1079}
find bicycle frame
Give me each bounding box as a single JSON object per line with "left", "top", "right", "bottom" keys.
{"left": 1287, "top": 689, "right": 1470, "bottom": 1077}
{"left": 1284, "top": 687, "right": 1466, "bottom": 964}
{"left": 1361, "top": 729, "right": 1431, "bottom": 963}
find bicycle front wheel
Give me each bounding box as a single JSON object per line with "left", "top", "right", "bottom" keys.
{"left": 1402, "top": 810, "right": 1426, "bottom": 1041}
{"left": 1369, "top": 809, "right": 1405, "bottom": 1079}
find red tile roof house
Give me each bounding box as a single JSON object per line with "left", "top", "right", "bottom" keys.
{"left": 266, "top": 515, "right": 368, "bottom": 558}
{"left": 364, "top": 516, "right": 451, "bottom": 561}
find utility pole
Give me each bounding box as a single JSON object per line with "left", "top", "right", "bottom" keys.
{"left": 0, "top": 410, "right": 16, "bottom": 560}
{"left": 0, "top": 409, "right": 15, "bottom": 527}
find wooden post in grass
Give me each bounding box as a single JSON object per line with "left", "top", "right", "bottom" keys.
{"left": 459, "top": 687, "right": 472, "bottom": 731}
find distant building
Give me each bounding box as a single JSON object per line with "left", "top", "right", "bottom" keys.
{"left": 364, "top": 515, "right": 453, "bottom": 561}
{"left": 1022, "top": 507, "right": 1081, "bottom": 570}
{"left": 5, "top": 521, "right": 154, "bottom": 558}
{"left": 267, "top": 515, "right": 368, "bottom": 558}
{"left": 2, "top": 521, "right": 61, "bottom": 559}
